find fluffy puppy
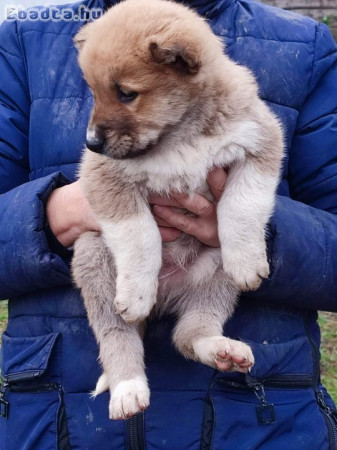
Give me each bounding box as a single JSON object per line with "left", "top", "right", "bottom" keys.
{"left": 72, "top": 0, "right": 283, "bottom": 420}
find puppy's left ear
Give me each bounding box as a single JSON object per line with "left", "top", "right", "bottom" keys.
{"left": 149, "top": 41, "right": 200, "bottom": 74}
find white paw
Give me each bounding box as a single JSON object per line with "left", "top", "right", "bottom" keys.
{"left": 223, "top": 244, "right": 269, "bottom": 291}
{"left": 193, "top": 336, "right": 254, "bottom": 373}
{"left": 109, "top": 377, "right": 150, "bottom": 420}
{"left": 114, "top": 276, "right": 158, "bottom": 323}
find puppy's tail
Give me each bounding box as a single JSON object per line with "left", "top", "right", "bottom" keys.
{"left": 90, "top": 372, "right": 109, "bottom": 398}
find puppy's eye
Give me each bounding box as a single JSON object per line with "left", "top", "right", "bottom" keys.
{"left": 116, "top": 84, "right": 138, "bottom": 103}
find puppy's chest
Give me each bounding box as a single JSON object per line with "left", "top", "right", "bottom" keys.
{"left": 145, "top": 172, "right": 210, "bottom": 197}
{"left": 122, "top": 140, "right": 225, "bottom": 195}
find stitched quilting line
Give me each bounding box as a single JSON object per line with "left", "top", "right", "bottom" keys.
{"left": 314, "top": 212, "right": 328, "bottom": 295}
{"left": 31, "top": 95, "right": 91, "bottom": 102}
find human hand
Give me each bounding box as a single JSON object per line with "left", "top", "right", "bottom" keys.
{"left": 150, "top": 167, "right": 227, "bottom": 247}
{"left": 46, "top": 180, "right": 100, "bottom": 248}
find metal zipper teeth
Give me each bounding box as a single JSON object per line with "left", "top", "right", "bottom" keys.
{"left": 127, "top": 412, "right": 145, "bottom": 450}
{"left": 303, "top": 316, "right": 337, "bottom": 448}
{"left": 320, "top": 410, "right": 337, "bottom": 450}
{"left": 5, "top": 382, "right": 60, "bottom": 393}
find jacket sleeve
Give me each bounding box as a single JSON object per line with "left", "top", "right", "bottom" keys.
{"left": 247, "top": 23, "right": 337, "bottom": 312}
{"left": 0, "top": 20, "right": 72, "bottom": 299}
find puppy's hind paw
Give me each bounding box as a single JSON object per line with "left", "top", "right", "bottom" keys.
{"left": 193, "top": 336, "right": 254, "bottom": 373}
{"left": 109, "top": 376, "right": 150, "bottom": 420}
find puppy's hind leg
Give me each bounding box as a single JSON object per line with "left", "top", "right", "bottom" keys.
{"left": 73, "top": 232, "right": 150, "bottom": 420}
{"left": 172, "top": 273, "right": 254, "bottom": 373}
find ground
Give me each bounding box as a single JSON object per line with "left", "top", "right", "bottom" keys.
{"left": 0, "top": 301, "right": 336, "bottom": 403}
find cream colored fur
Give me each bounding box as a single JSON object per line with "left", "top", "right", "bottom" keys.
{"left": 72, "top": 0, "right": 283, "bottom": 420}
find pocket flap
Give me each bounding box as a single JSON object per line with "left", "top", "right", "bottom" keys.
{"left": 247, "top": 336, "right": 312, "bottom": 379}
{"left": 1, "top": 332, "right": 59, "bottom": 382}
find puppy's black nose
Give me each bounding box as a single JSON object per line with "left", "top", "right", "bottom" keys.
{"left": 86, "top": 135, "right": 105, "bottom": 153}
{"left": 86, "top": 127, "right": 105, "bottom": 153}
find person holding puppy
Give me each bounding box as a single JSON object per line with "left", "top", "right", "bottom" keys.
{"left": 1, "top": 0, "right": 337, "bottom": 449}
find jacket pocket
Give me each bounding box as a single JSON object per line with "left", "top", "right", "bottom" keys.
{"left": 204, "top": 382, "right": 330, "bottom": 450}
{"left": 1, "top": 331, "right": 59, "bottom": 383}
{"left": 0, "top": 332, "right": 71, "bottom": 450}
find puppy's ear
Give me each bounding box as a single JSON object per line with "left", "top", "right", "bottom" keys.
{"left": 73, "top": 24, "right": 90, "bottom": 51}
{"left": 149, "top": 41, "right": 200, "bottom": 74}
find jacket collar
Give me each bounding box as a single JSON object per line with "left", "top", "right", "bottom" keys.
{"left": 183, "top": 0, "right": 236, "bottom": 17}
{"left": 104, "top": 0, "right": 236, "bottom": 18}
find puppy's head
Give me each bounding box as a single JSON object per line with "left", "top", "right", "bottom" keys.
{"left": 74, "top": 0, "right": 223, "bottom": 159}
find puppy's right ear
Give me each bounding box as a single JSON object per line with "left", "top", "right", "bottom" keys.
{"left": 73, "top": 25, "right": 89, "bottom": 51}
{"left": 149, "top": 41, "right": 200, "bottom": 74}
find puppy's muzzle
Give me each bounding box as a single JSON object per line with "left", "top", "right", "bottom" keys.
{"left": 86, "top": 126, "right": 105, "bottom": 154}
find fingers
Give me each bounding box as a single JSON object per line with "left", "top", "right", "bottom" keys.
{"left": 171, "top": 192, "right": 215, "bottom": 217}
{"left": 153, "top": 205, "right": 199, "bottom": 236}
{"left": 148, "top": 194, "right": 182, "bottom": 208}
{"left": 207, "top": 167, "right": 227, "bottom": 201}
{"left": 158, "top": 226, "right": 182, "bottom": 242}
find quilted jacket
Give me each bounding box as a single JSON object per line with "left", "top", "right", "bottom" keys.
{"left": 1, "top": 0, "right": 337, "bottom": 448}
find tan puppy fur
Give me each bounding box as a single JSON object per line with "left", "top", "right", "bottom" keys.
{"left": 72, "top": 0, "right": 284, "bottom": 420}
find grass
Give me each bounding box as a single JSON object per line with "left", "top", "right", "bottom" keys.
{"left": 318, "top": 312, "right": 337, "bottom": 403}
{"left": 0, "top": 301, "right": 336, "bottom": 403}
{"left": 0, "top": 300, "right": 7, "bottom": 345}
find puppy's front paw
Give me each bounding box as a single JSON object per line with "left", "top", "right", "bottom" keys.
{"left": 114, "top": 277, "right": 158, "bottom": 323}
{"left": 109, "top": 377, "right": 150, "bottom": 420}
{"left": 223, "top": 244, "right": 269, "bottom": 291}
{"left": 193, "top": 336, "right": 254, "bottom": 373}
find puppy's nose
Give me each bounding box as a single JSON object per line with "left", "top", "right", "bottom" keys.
{"left": 86, "top": 127, "right": 105, "bottom": 153}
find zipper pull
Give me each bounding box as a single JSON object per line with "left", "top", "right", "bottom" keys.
{"left": 246, "top": 375, "right": 276, "bottom": 425}
{"left": 0, "top": 378, "right": 9, "bottom": 419}
{"left": 316, "top": 390, "right": 337, "bottom": 423}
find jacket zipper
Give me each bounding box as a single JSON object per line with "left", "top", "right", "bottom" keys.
{"left": 304, "top": 316, "right": 337, "bottom": 449}
{"left": 316, "top": 390, "right": 337, "bottom": 449}
{"left": 126, "top": 412, "right": 146, "bottom": 450}
{"left": 2, "top": 375, "right": 147, "bottom": 450}
{"left": 218, "top": 374, "right": 314, "bottom": 391}
{"left": 0, "top": 376, "right": 61, "bottom": 419}
{"left": 4, "top": 381, "right": 60, "bottom": 393}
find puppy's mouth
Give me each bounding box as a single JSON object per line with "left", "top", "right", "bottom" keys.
{"left": 111, "top": 142, "right": 154, "bottom": 160}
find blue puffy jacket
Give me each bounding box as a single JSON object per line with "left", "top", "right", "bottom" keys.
{"left": 1, "top": 0, "right": 337, "bottom": 448}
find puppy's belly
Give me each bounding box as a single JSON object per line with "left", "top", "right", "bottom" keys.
{"left": 159, "top": 243, "right": 222, "bottom": 290}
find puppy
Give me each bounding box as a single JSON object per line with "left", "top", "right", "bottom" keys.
{"left": 72, "top": 0, "right": 283, "bottom": 420}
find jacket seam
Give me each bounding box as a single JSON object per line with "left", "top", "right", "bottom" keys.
{"left": 314, "top": 216, "right": 328, "bottom": 294}
{"left": 261, "top": 97, "right": 299, "bottom": 112}
{"left": 313, "top": 48, "right": 337, "bottom": 65}
{"left": 31, "top": 95, "right": 91, "bottom": 101}
{"left": 0, "top": 150, "right": 29, "bottom": 170}
{"left": 296, "top": 173, "right": 337, "bottom": 196}
{"left": 0, "top": 43, "right": 21, "bottom": 59}
{"left": 21, "top": 29, "right": 86, "bottom": 37}
{"left": 223, "top": 34, "right": 313, "bottom": 45}
{"left": 296, "top": 110, "right": 337, "bottom": 133}
{"left": 304, "top": 23, "right": 318, "bottom": 103}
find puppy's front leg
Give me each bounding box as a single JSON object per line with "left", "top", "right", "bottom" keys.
{"left": 73, "top": 232, "right": 150, "bottom": 419}
{"left": 99, "top": 197, "right": 162, "bottom": 323}
{"left": 217, "top": 157, "right": 280, "bottom": 291}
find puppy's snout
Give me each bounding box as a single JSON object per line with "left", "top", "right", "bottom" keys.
{"left": 86, "top": 126, "right": 105, "bottom": 153}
